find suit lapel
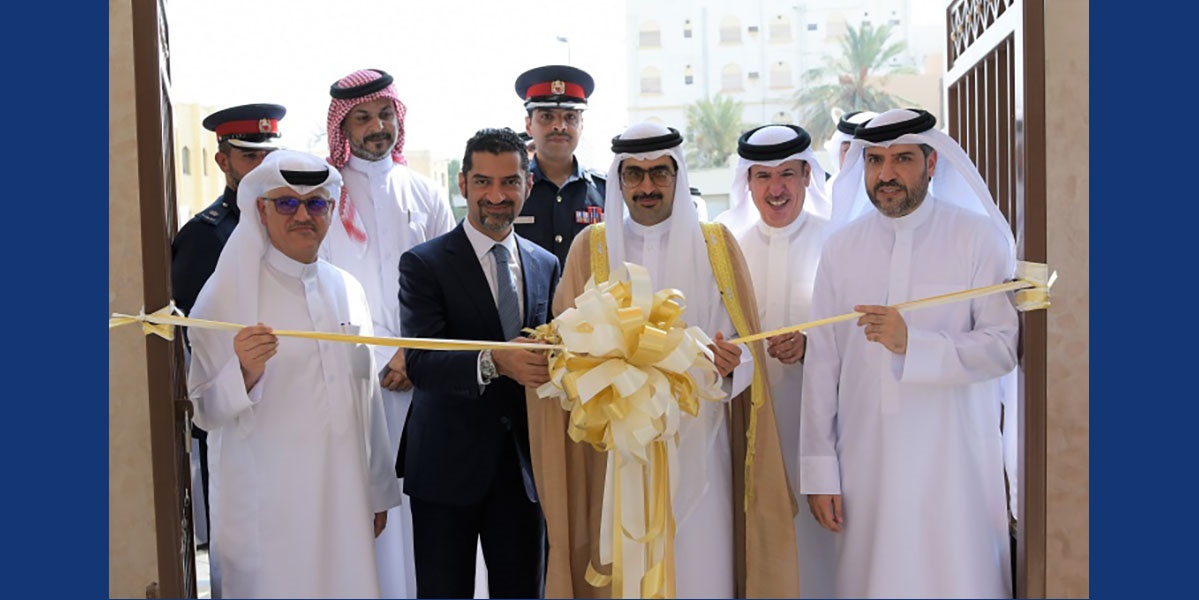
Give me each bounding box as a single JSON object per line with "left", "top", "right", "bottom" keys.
{"left": 447, "top": 224, "right": 506, "bottom": 341}
{"left": 516, "top": 237, "right": 544, "bottom": 329}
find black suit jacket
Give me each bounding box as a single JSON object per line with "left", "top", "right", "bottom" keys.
{"left": 396, "top": 222, "right": 560, "bottom": 507}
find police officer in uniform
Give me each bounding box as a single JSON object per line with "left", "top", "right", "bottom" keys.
{"left": 513, "top": 65, "right": 606, "bottom": 266}
{"left": 170, "top": 103, "right": 285, "bottom": 560}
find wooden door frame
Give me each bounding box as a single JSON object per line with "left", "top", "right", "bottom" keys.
{"left": 944, "top": 0, "right": 1047, "bottom": 596}
{"left": 131, "top": 0, "right": 196, "bottom": 596}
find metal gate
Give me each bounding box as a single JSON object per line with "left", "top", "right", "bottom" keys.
{"left": 944, "top": 0, "right": 1047, "bottom": 596}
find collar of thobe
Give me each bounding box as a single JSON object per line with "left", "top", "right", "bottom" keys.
{"left": 347, "top": 153, "right": 394, "bottom": 178}
{"left": 335, "top": 155, "right": 390, "bottom": 254}
{"left": 754, "top": 212, "right": 808, "bottom": 324}
{"left": 876, "top": 193, "right": 934, "bottom": 414}
{"left": 754, "top": 210, "right": 808, "bottom": 239}
{"left": 625, "top": 214, "right": 671, "bottom": 240}
{"left": 883, "top": 192, "right": 936, "bottom": 232}
{"left": 264, "top": 243, "right": 320, "bottom": 283}
{"left": 344, "top": 153, "right": 416, "bottom": 230}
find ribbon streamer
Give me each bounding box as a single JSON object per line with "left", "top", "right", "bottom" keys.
{"left": 528, "top": 263, "right": 723, "bottom": 599}
{"left": 730, "top": 260, "right": 1057, "bottom": 345}
{"left": 109, "top": 302, "right": 186, "bottom": 341}
{"left": 110, "top": 305, "right": 566, "bottom": 352}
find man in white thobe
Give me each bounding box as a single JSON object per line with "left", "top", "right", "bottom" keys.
{"left": 321, "top": 68, "right": 457, "bottom": 599}
{"left": 714, "top": 123, "right": 836, "bottom": 598}
{"left": 603, "top": 129, "right": 748, "bottom": 599}
{"left": 801, "top": 108, "right": 1018, "bottom": 598}
{"left": 531, "top": 122, "right": 798, "bottom": 599}
{"left": 188, "top": 150, "right": 402, "bottom": 598}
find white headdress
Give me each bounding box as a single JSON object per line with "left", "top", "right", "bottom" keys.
{"left": 715, "top": 123, "right": 830, "bottom": 236}
{"left": 603, "top": 122, "right": 717, "bottom": 328}
{"left": 187, "top": 150, "right": 343, "bottom": 396}
{"left": 830, "top": 108, "right": 1016, "bottom": 268}
{"left": 823, "top": 110, "right": 878, "bottom": 176}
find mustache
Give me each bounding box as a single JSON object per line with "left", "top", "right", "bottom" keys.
{"left": 874, "top": 180, "right": 906, "bottom": 193}
{"left": 633, "top": 192, "right": 663, "bottom": 202}
{"left": 478, "top": 199, "right": 515, "bottom": 208}
{"left": 364, "top": 132, "right": 392, "bottom": 142}
{"left": 287, "top": 221, "right": 316, "bottom": 231}
{"left": 547, "top": 133, "right": 572, "bottom": 141}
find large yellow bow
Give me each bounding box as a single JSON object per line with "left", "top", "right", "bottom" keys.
{"left": 528, "top": 263, "right": 724, "bottom": 599}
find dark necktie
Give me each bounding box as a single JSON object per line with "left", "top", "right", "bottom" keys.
{"left": 490, "top": 244, "right": 522, "bottom": 340}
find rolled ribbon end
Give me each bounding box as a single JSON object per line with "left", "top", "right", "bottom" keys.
{"left": 1013, "top": 261, "right": 1056, "bottom": 312}
{"left": 109, "top": 306, "right": 176, "bottom": 340}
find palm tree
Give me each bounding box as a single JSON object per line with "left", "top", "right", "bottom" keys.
{"left": 792, "top": 22, "right": 917, "bottom": 146}
{"left": 685, "top": 94, "right": 745, "bottom": 169}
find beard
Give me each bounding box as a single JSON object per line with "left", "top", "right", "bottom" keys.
{"left": 228, "top": 165, "right": 247, "bottom": 190}
{"left": 478, "top": 199, "right": 516, "bottom": 232}
{"left": 868, "top": 173, "right": 930, "bottom": 218}
{"left": 349, "top": 131, "right": 396, "bottom": 161}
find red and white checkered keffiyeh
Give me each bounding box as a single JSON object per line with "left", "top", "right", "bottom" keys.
{"left": 326, "top": 69, "right": 409, "bottom": 246}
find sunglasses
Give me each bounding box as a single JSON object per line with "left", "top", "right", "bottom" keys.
{"left": 263, "top": 196, "right": 335, "bottom": 216}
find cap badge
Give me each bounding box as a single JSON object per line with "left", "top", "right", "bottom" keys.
{"left": 258, "top": 118, "right": 272, "bottom": 133}
{"left": 551, "top": 80, "right": 566, "bottom": 95}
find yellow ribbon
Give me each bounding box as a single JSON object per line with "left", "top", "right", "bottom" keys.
{"left": 110, "top": 306, "right": 566, "bottom": 352}
{"left": 113, "top": 256, "right": 1056, "bottom": 600}
{"left": 729, "top": 260, "right": 1057, "bottom": 345}
{"left": 528, "top": 263, "right": 722, "bottom": 599}
{"left": 109, "top": 302, "right": 186, "bottom": 341}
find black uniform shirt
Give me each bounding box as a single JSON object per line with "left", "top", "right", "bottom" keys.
{"left": 170, "top": 187, "right": 241, "bottom": 316}
{"left": 514, "top": 156, "right": 606, "bottom": 266}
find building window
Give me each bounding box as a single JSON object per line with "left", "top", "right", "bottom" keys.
{"left": 684, "top": 65, "right": 694, "bottom": 85}
{"left": 641, "top": 66, "right": 662, "bottom": 94}
{"left": 771, "top": 15, "right": 792, "bottom": 42}
{"left": 639, "top": 20, "right": 661, "bottom": 47}
{"left": 807, "top": 23, "right": 818, "bottom": 31}
{"left": 770, "top": 62, "right": 792, "bottom": 88}
{"left": 181, "top": 146, "right": 191, "bottom": 176}
{"left": 683, "top": 19, "right": 692, "bottom": 39}
{"left": 720, "top": 16, "right": 741, "bottom": 43}
{"left": 721, "top": 63, "right": 743, "bottom": 91}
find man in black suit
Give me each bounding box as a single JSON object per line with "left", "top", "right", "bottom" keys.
{"left": 396, "top": 127, "right": 560, "bottom": 599}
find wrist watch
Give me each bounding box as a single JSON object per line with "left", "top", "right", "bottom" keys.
{"left": 480, "top": 349, "right": 499, "bottom": 384}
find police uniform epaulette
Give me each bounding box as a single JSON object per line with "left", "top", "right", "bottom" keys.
{"left": 195, "top": 197, "right": 232, "bottom": 226}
